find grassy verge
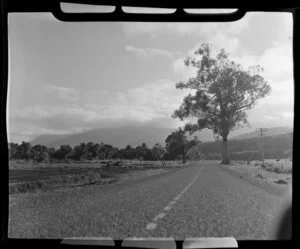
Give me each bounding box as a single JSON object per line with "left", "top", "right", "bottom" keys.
{"left": 9, "top": 172, "right": 117, "bottom": 195}
{"left": 9, "top": 159, "right": 188, "bottom": 170}
{"left": 229, "top": 160, "right": 292, "bottom": 186}
{"left": 9, "top": 160, "right": 188, "bottom": 194}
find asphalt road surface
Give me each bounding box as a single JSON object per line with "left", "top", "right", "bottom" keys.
{"left": 8, "top": 161, "right": 288, "bottom": 240}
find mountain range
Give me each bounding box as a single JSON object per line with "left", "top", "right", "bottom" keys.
{"left": 230, "top": 126, "right": 293, "bottom": 140}
{"left": 30, "top": 125, "right": 293, "bottom": 149}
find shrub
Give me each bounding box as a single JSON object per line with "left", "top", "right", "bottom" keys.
{"left": 274, "top": 179, "right": 288, "bottom": 184}
{"left": 256, "top": 173, "right": 265, "bottom": 179}
{"left": 283, "top": 168, "right": 292, "bottom": 174}
{"left": 106, "top": 160, "right": 122, "bottom": 166}
{"left": 273, "top": 167, "right": 281, "bottom": 173}
{"left": 17, "top": 182, "right": 32, "bottom": 193}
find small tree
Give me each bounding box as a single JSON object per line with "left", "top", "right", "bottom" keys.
{"left": 165, "top": 128, "right": 188, "bottom": 163}
{"left": 30, "top": 144, "right": 49, "bottom": 163}
{"left": 47, "top": 147, "right": 56, "bottom": 164}
{"left": 186, "top": 144, "right": 203, "bottom": 161}
{"left": 173, "top": 43, "right": 271, "bottom": 165}
{"left": 18, "top": 141, "right": 31, "bottom": 161}
{"left": 152, "top": 143, "right": 166, "bottom": 166}
{"left": 8, "top": 142, "right": 19, "bottom": 160}
{"left": 52, "top": 145, "right": 72, "bottom": 162}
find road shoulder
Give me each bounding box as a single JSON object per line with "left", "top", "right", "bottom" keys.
{"left": 217, "top": 163, "right": 290, "bottom": 197}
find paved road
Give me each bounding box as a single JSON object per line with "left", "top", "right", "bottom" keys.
{"left": 8, "top": 161, "right": 287, "bottom": 240}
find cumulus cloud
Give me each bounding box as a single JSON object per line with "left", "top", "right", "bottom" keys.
{"left": 123, "top": 22, "right": 220, "bottom": 37}
{"left": 258, "top": 43, "right": 293, "bottom": 81}
{"left": 172, "top": 57, "right": 197, "bottom": 81}
{"left": 210, "top": 34, "right": 241, "bottom": 55}
{"left": 171, "top": 38, "right": 293, "bottom": 129}
{"left": 9, "top": 12, "right": 294, "bottom": 143}
{"left": 172, "top": 35, "right": 242, "bottom": 81}
{"left": 125, "top": 45, "right": 173, "bottom": 58}
{"left": 44, "top": 84, "right": 78, "bottom": 101}
{"left": 9, "top": 79, "right": 193, "bottom": 140}
{"left": 86, "top": 79, "right": 192, "bottom": 121}
{"left": 122, "top": 17, "right": 249, "bottom": 38}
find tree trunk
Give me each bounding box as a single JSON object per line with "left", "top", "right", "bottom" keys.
{"left": 182, "top": 145, "right": 186, "bottom": 164}
{"left": 221, "top": 137, "right": 230, "bottom": 165}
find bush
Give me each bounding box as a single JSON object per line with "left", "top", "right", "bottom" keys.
{"left": 256, "top": 173, "right": 265, "bottom": 179}
{"left": 106, "top": 160, "right": 122, "bottom": 166}
{"left": 9, "top": 181, "right": 51, "bottom": 194}
{"left": 260, "top": 162, "right": 292, "bottom": 174}
{"left": 273, "top": 167, "right": 281, "bottom": 173}
{"left": 282, "top": 167, "right": 292, "bottom": 174}
{"left": 274, "top": 179, "right": 288, "bottom": 184}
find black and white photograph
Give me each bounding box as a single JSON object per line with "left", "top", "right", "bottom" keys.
{"left": 7, "top": 6, "right": 293, "bottom": 241}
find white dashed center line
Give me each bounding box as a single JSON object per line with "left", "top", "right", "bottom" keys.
{"left": 146, "top": 165, "right": 204, "bottom": 231}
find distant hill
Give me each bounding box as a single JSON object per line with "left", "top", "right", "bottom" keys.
{"left": 231, "top": 127, "right": 293, "bottom": 140}
{"left": 198, "top": 132, "right": 293, "bottom": 160}
{"left": 30, "top": 125, "right": 293, "bottom": 150}
{"left": 30, "top": 125, "right": 214, "bottom": 149}
{"left": 30, "top": 134, "right": 67, "bottom": 146}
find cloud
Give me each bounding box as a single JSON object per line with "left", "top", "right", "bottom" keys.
{"left": 258, "top": 43, "right": 293, "bottom": 82}
{"left": 246, "top": 103, "right": 294, "bottom": 129}
{"left": 10, "top": 105, "right": 97, "bottom": 128}
{"left": 88, "top": 79, "right": 192, "bottom": 120}
{"left": 210, "top": 34, "right": 241, "bottom": 55}
{"left": 172, "top": 33, "right": 243, "bottom": 81}
{"left": 122, "top": 13, "right": 252, "bottom": 37}
{"left": 231, "top": 42, "right": 292, "bottom": 80}
{"left": 9, "top": 79, "right": 192, "bottom": 141}
{"left": 125, "top": 45, "right": 173, "bottom": 58}
{"left": 174, "top": 36, "right": 293, "bottom": 85}
{"left": 260, "top": 80, "right": 294, "bottom": 105}
{"left": 44, "top": 84, "right": 78, "bottom": 101}
{"left": 171, "top": 37, "right": 294, "bottom": 129}
{"left": 172, "top": 57, "right": 197, "bottom": 81}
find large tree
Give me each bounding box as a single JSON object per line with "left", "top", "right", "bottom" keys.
{"left": 165, "top": 128, "right": 188, "bottom": 163}
{"left": 173, "top": 43, "right": 271, "bottom": 164}
{"left": 18, "top": 141, "right": 32, "bottom": 161}
{"left": 70, "top": 143, "right": 86, "bottom": 161}
{"left": 30, "top": 144, "right": 49, "bottom": 163}
{"left": 52, "top": 145, "right": 73, "bottom": 161}
{"left": 8, "top": 142, "right": 19, "bottom": 160}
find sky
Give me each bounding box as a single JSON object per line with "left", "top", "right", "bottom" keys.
{"left": 7, "top": 10, "right": 294, "bottom": 143}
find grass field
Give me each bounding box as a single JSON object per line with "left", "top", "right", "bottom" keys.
{"left": 230, "top": 159, "right": 292, "bottom": 186}
{"left": 9, "top": 159, "right": 185, "bottom": 169}
{"left": 8, "top": 159, "right": 187, "bottom": 194}
{"left": 234, "top": 159, "right": 292, "bottom": 173}
{"left": 9, "top": 158, "right": 292, "bottom": 194}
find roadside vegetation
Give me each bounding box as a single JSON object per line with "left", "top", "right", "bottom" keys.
{"left": 8, "top": 136, "right": 201, "bottom": 168}
{"left": 8, "top": 127, "right": 201, "bottom": 194}
{"left": 172, "top": 43, "right": 271, "bottom": 165}
{"left": 8, "top": 43, "right": 293, "bottom": 194}
{"left": 9, "top": 159, "right": 190, "bottom": 194}
{"left": 229, "top": 159, "right": 292, "bottom": 186}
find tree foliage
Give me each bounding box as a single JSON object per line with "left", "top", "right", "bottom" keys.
{"left": 173, "top": 43, "right": 271, "bottom": 138}
{"left": 165, "top": 128, "right": 199, "bottom": 163}
{"left": 30, "top": 144, "right": 49, "bottom": 163}
{"left": 152, "top": 143, "right": 166, "bottom": 162}
{"left": 173, "top": 43, "right": 271, "bottom": 164}
{"left": 8, "top": 134, "right": 200, "bottom": 164}
{"left": 52, "top": 145, "right": 73, "bottom": 161}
